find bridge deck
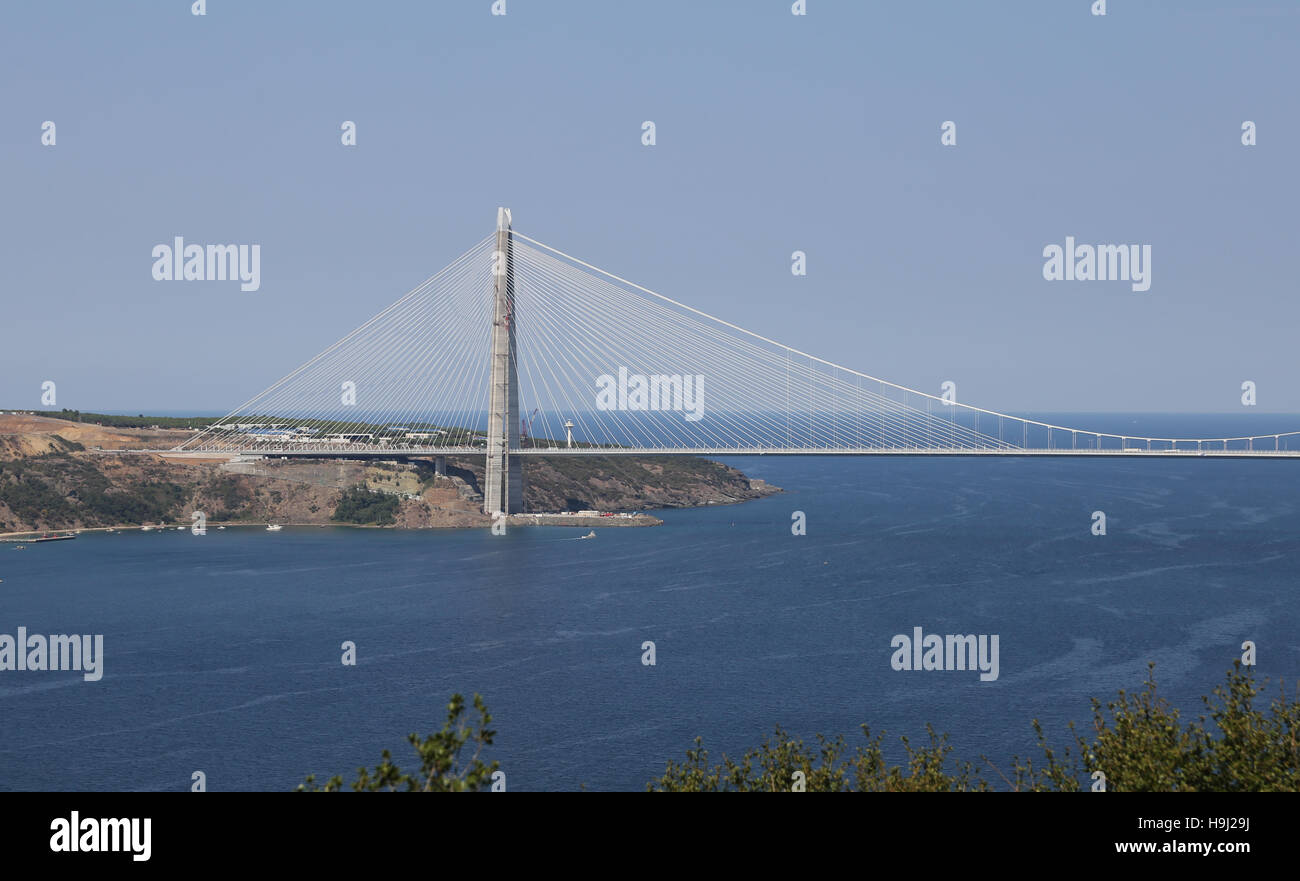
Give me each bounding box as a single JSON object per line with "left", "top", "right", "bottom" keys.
{"left": 143, "top": 447, "right": 1300, "bottom": 459}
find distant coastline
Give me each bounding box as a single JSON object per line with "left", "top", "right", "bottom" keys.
{"left": 0, "top": 412, "right": 779, "bottom": 536}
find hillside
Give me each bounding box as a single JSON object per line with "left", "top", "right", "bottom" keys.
{"left": 0, "top": 414, "right": 779, "bottom": 533}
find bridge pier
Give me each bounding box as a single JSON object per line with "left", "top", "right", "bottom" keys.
{"left": 484, "top": 207, "right": 524, "bottom": 515}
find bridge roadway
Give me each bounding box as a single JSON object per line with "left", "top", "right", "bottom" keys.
{"left": 146, "top": 446, "right": 1300, "bottom": 460}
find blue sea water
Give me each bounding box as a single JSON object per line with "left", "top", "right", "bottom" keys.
{"left": 1, "top": 414, "right": 1298, "bottom": 791}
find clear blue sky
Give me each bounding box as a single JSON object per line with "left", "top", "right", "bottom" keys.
{"left": 2, "top": 1, "right": 1297, "bottom": 414}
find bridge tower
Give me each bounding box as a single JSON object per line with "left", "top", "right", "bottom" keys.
{"left": 484, "top": 207, "right": 524, "bottom": 515}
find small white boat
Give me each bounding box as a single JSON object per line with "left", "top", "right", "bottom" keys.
{"left": 141, "top": 526, "right": 153, "bottom": 532}
{"left": 579, "top": 530, "right": 596, "bottom": 540}
{"left": 176, "top": 526, "right": 185, "bottom": 531}
{"left": 266, "top": 524, "right": 283, "bottom": 532}
{"left": 217, "top": 526, "right": 226, "bottom": 530}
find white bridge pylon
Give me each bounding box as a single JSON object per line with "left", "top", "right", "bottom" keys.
{"left": 172, "top": 212, "right": 1300, "bottom": 460}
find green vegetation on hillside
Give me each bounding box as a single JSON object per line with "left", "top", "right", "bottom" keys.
{"left": 27, "top": 409, "right": 224, "bottom": 430}
{"left": 538, "top": 455, "right": 743, "bottom": 494}
{"left": 0, "top": 449, "right": 254, "bottom": 530}
{"left": 0, "top": 451, "right": 182, "bottom": 526}
{"left": 331, "top": 484, "right": 399, "bottom": 525}
{"left": 0, "top": 455, "right": 80, "bottom": 524}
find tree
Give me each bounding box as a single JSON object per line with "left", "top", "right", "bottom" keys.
{"left": 295, "top": 666, "right": 1299, "bottom": 792}
{"left": 1069, "top": 661, "right": 1300, "bottom": 791}
{"left": 649, "top": 724, "right": 988, "bottom": 792}
{"left": 331, "top": 484, "right": 399, "bottom": 525}
{"left": 298, "top": 694, "right": 498, "bottom": 792}
{"left": 649, "top": 663, "right": 1300, "bottom": 792}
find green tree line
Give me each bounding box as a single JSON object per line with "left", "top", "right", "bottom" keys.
{"left": 299, "top": 662, "right": 1299, "bottom": 792}
{"left": 331, "top": 484, "right": 399, "bottom": 525}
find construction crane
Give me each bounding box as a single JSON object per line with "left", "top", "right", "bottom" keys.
{"left": 520, "top": 408, "right": 540, "bottom": 446}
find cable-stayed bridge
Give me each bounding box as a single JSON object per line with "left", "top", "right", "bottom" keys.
{"left": 166, "top": 209, "right": 1300, "bottom": 513}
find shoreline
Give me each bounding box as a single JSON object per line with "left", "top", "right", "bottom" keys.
{"left": 0, "top": 413, "right": 780, "bottom": 536}
{"left": 0, "top": 514, "right": 667, "bottom": 539}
